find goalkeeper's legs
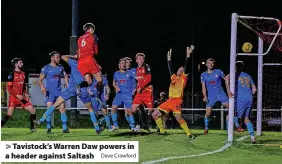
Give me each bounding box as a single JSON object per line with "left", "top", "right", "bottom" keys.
{"left": 174, "top": 113, "right": 195, "bottom": 139}
{"left": 152, "top": 109, "right": 166, "bottom": 135}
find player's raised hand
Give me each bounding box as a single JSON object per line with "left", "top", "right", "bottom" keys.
{"left": 167, "top": 49, "right": 172, "bottom": 61}
{"left": 186, "top": 45, "right": 194, "bottom": 58}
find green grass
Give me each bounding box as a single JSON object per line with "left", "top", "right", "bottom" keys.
{"left": 1, "top": 128, "right": 282, "bottom": 164}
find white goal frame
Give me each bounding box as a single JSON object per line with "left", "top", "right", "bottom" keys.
{"left": 228, "top": 13, "right": 282, "bottom": 142}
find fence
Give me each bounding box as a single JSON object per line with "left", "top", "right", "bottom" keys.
{"left": 1, "top": 107, "right": 281, "bottom": 132}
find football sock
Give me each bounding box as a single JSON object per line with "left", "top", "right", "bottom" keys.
{"left": 111, "top": 112, "right": 118, "bottom": 127}
{"left": 204, "top": 116, "right": 209, "bottom": 130}
{"left": 125, "top": 114, "right": 130, "bottom": 124}
{"left": 61, "top": 112, "right": 68, "bottom": 130}
{"left": 129, "top": 115, "right": 135, "bottom": 129}
{"left": 46, "top": 115, "right": 52, "bottom": 129}
{"left": 246, "top": 121, "right": 254, "bottom": 137}
{"left": 1, "top": 114, "right": 11, "bottom": 127}
{"left": 40, "top": 106, "right": 55, "bottom": 123}
{"left": 155, "top": 117, "right": 165, "bottom": 133}
{"left": 104, "top": 115, "right": 111, "bottom": 129}
{"left": 179, "top": 118, "right": 191, "bottom": 136}
{"left": 234, "top": 117, "right": 240, "bottom": 128}
{"left": 90, "top": 111, "right": 99, "bottom": 131}
{"left": 30, "top": 114, "right": 36, "bottom": 129}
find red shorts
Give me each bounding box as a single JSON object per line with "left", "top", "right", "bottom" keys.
{"left": 133, "top": 91, "right": 153, "bottom": 110}
{"left": 8, "top": 96, "right": 32, "bottom": 108}
{"left": 78, "top": 55, "right": 101, "bottom": 76}
{"left": 158, "top": 98, "right": 182, "bottom": 115}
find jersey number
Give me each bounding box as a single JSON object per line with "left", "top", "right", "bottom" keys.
{"left": 81, "top": 38, "right": 86, "bottom": 47}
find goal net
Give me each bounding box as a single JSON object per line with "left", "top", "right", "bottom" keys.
{"left": 228, "top": 13, "right": 281, "bottom": 142}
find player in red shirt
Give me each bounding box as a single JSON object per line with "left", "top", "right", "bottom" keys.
{"left": 1, "top": 58, "right": 37, "bottom": 132}
{"left": 131, "top": 53, "right": 153, "bottom": 132}
{"left": 76, "top": 23, "right": 103, "bottom": 98}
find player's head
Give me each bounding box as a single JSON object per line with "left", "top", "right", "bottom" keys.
{"left": 83, "top": 23, "right": 95, "bottom": 34}
{"left": 11, "top": 58, "right": 23, "bottom": 70}
{"left": 49, "top": 51, "right": 61, "bottom": 64}
{"left": 119, "top": 58, "right": 126, "bottom": 70}
{"left": 124, "top": 57, "right": 132, "bottom": 69}
{"left": 206, "top": 58, "right": 215, "bottom": 70}
{"left": 177, "top": 66, "right": 184, "bottom": 76}
{"left": 160, "top": 92, "right": 166, "bottom": 99}
{"left": 236, "top": 61, "right": 244, "bottom": 72}
{"left": 135, "top": 53, "right": 145, "bottom": 66}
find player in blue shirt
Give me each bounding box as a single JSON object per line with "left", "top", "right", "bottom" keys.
{"left": 35, "top": 55, "right": 105, "bottom": 134}
{"left": 110, "top": 58, "right": 136, "bottom": 131}
{"left": 39, "top": 51, "right": 69, "bottom": 134}
{"left": 88, "top": 73, "right": 111, "bottom": 130}
{"left": 227, "top": 61, "right": 257, "bottom": 143}
{"left": 201, "top": 58, "right": 240, "bottom": 135}
{"left": 124, "top": 57, "right": 136, "bottom": 126}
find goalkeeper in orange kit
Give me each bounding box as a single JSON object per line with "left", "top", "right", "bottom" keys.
{"left": 151, "top": 46, "right": 195, "bottom": 139}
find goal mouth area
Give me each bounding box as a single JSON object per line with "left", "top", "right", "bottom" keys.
{"left": 237, "top": 15, "right": 282, "bottom": 56}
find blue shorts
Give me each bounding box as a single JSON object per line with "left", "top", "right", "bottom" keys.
{"left": 112, "top": 93, "right": 132, "bottom": 109}
{"left": 235, "top": 99, "right": 252, "bottom": 119}
{"left": 206, "top": 92, "right": 229, "bottom": 108}
{"left": 45, "top": 90, "right": 60, "bottom": 103}
{"left": 58, "top": 85, "right": 91, "bottom": 104}
{"left": 91, "top": 96, "right": 106, "bottom": 112}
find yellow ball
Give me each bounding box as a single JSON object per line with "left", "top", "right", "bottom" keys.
{"left": 242, "top": 42, "right": 253, "bottom": 53}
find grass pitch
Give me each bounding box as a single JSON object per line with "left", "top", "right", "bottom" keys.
{"left": 1, "top": 128, "right": 282, "bottom": 164}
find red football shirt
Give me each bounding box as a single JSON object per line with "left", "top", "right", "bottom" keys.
{"left": 136, "top": 64, "right": 152, "bottom": 92}
{"left": 77, "top": 32, "right": 98, "bottom": 58}
{"left": 7, "top": 71, "right": 27, "bottom": 96}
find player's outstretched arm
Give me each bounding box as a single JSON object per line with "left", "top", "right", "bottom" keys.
{"left": 167, "top": 49, "right": 174, "bottom": 77}
{"left": 184, "top": 45, "right": 194, "bottom": 74}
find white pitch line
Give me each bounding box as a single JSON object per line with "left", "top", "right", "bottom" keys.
{"left": 142, "top": 135, "right": 249, "bottom": 164}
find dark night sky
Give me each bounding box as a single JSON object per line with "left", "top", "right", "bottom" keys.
{"left": 2, "top": 0, "right": 282, "bottom": 93}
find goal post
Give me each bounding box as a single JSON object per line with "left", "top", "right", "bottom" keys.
{"left": 228, "top": 13, "right": 282, "bottom": 142}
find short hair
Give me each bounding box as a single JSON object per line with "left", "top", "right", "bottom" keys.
{"left": 236, "top": 61, "right": 244, "bottom": 71}
{"left": 124, "top": 57, "right": 132, "bottom": 62}
{"left": 206, "top": 58, "right": 215, "bottom": 63}
{"left": 11, "top": 57, "right": 22, "bottom": 66}
{"left": 83, "top": 23, "right": 95, "bottom": 32}
{"left": 49, "top": 51, "right": 60, "bottom": 57}
{"left": 135, "top": 52, "right": 145, "bottom": 59}
{"left": 119, "top": 58, "right": 126, "bottom": 63}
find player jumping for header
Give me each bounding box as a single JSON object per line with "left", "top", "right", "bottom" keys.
{"left": 1, "top": 58, "right": 37, "bottom": 132}
{"left": 152, "top": 46, "right": 195, "bottom": 139}
{"left": 76, "top": 23, "right": 104, "bottom": 99}
{"left": 201, "top": 58, "right": 242, "bottom": 135}
{"left": 226, "top": 61, "right": 257, "bottom": 144}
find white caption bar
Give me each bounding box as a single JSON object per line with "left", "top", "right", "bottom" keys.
{"left": 0, "top": 141, "right": 139, "bottom": 162}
